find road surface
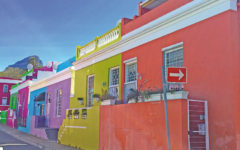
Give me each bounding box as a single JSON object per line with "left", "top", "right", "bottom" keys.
{"left": 0, "top": 130, "right": 41, "bottom": 150}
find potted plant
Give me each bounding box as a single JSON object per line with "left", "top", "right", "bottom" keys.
{"left": 77, "top": 97, "right": 84, "bottom": 105}
{"left": 93, "top": 94, "right": 100, "bottom": 102}
{"left": 100, "top": 89, "right": 117, "bottom": 105}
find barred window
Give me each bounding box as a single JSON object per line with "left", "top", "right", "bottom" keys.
{"left": 3, "top": 85, "right": 8, "bottom": 93}
{"left": 109, "top": 67, "right": 119, "bottom": 86}
{"left": 109, "top": 67, "right": 119, "bottom": 98}
{"left": 87, "top": 75, "right": 94, "bottom": 107}
{"left": 56, "top": 89, "right": 62, "bottom": 117}
{"left": 163, "top": 43, "right": 184, "bottom": 90}
{"left": 126, "top": 63, "right": 137, "bottom": 83}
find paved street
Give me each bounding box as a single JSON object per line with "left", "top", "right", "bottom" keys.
{"left": 0, "top": 124, "right": 79, "bottom": 150}
{"left": 0, "top": 130, "right": 41, "bottom": 150}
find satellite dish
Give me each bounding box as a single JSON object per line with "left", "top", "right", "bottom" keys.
{"left": 27, "top": 64, "right": 33, "bottom": 71}
{"left": 46, "top": 62, "right": 52, "bottom": 68}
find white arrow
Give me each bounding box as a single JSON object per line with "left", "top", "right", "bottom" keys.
{"left": 170, "top": 70, "right": 184, "bottom": 80}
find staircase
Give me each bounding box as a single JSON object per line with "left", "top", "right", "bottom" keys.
{"left": 45, "top": 128, "right": 59, "bottom": 141}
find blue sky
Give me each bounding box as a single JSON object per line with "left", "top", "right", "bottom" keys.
{"left": 0, "top": 0, "right": 141, "bottom": 70}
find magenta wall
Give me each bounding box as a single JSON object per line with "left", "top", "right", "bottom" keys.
{"left": 18, "top": 86, "right": 29, "bottom": 120}
{"left": 46, "top": 78, "right": 70, "bottom": 128}
{"left": 0, "top": 83, "right": 15, "bottom": 111}
{"left": 6, "top": 109, "right": 16, "bottom": 128}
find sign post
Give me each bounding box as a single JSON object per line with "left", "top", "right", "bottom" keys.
{"left": 162, "top": 66, "right": 187, "bottom": 150}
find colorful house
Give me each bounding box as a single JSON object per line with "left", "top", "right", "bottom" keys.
{"left": 0, "top": 77, "right": 20, "bottom": 124}
{"left": 29, "top": 57, "right": 74, "bottom": 140}
{"left": 12, "top": 64, "right": 57, "bottom": 133}
{"left": 58, "top": 25, "right": 121, "bottom": 150}
{"left": 7, "top": 84, "right": 19, "bottom": 128}
{"left": 62, "top": 0, "right": 240, "bottom": 150}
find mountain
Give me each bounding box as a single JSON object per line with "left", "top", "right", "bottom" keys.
{"left": 6, "top": 55, "right": 43, "bottom": 70}
{"left": 0, "top": 55, "right": 43, "bottom": 79}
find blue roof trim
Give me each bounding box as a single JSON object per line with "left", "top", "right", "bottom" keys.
{"left": 57, "top": 56, "right": 76, "bottom": 72}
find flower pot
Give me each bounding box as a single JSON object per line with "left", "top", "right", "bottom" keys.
{"left": 101, "top": 99, "right": 116, "bottom": 105}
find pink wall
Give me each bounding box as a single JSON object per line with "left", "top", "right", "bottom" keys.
{"left": 18, "top": 86, "right": 29, "bottom": 121}
{"left": 30, "top": 116, "right": 48, "bottom": 139}
{"left": 46, "top": 79, "right": 71, "bottom": 128}
{"left": 6, "top": 109, "right": 16, "bottom": 128}
{"left": 0, "top": 83, "right": 15, "bottom": 110}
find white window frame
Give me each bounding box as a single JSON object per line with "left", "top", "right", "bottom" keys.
{"left": 109, "top": 66, "right": 120, "bottom": 99}
{"left": 56, "top": 89, "right": 62, "bottom": 117}
{"left": 3, "top": 84, "right": 8, "bottom": 93}
{"left": 87, "top": 75, "right": 95, "bottom": 107}
{"left": 124, "top": 58, "right": 137, "bottom": 85}
{"left": 162, "top": 42, "right": 184, "bottom": 90}
{"left": 2, "top": 97, "right": 7, "bottom": 106}
{"left": 124, "top": 58, "right": 137, "bottom": 102}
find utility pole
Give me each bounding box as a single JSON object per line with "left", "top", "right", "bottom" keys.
{"left": 162, "top": 65, "right": 171, "bottom": 150}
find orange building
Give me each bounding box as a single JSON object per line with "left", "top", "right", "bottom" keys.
{"left": 100, "top": 0, "right": 240, "bottom": 150}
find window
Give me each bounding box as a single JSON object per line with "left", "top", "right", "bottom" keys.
{"left": 124, "top": 59, "right": 137, "bottom": 102}
{"left": 126, "top": 63, "right": 137, "bottom": 83}
{"left": 109, "top": 67, "right": 119, "bottom": 98}
{"left": 87, "top": 75, "right": 94, "bottom": 107}
{"left": 3, "top": 84, "right": 8, "bottom": 93}
{"left": 163, "top": 43, "right": 183, "bottom": 90}
{"left": 2, "top": 97, "right": 7, "bottom": 106}
{"left": 56, "top": 89, "right": 62, "bottom": 117}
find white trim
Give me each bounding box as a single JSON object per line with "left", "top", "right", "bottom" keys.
{"left": 10, "top": 80, "right": 32, "bottom": 94}
{"left": 29, "top": 68, "right": 71, "bottom": 92}
{"left": 0, "top": 105, "right": 9, "bottom": 107}
{"left": 65, "top": 126, "right": 87, "bottom": 129}
{"left": 0, "top": 79, "right": 21, "bottom": 84}
{"left": 110, "top": 66, "right": 119, "bottom": 70}
{"left": 73, "top": 0, "right": 236, "bottom": 71}
{"left": 205, "top": 101, "right": 210, "bottom": 150}
{"left": 67, "top": 107, "right": 92, "bottom": 111}
{"left": 162, "top": 42, "right": 183, "bottom": 52}
{"left": 123, "top": 57, "right": 137, "bottom": 64}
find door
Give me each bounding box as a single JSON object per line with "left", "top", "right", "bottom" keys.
{"left": 35, "top": 102, "right": 45, "bottom": 116}
{"left": 87, "top": 75, "right": 94, "bottom": 107}
{"left": 188, "top": 100, "right": 209, "bottom": 150}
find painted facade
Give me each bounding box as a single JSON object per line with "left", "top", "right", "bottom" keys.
{"left": 2, "top": 0, "right": 240, "bottom": 150}
{"left": 11, "top": 63, "right": 57, "bottom": 133}
{"left": 61, "top": 0, "right": 240, "bottom": 150}
{"left": 29, "top": 58, "right": 73, "bottom": 140}
{"left": 119, "top": 1, "right": 240, "bottom": 149}
{"left": 0, "top": 77, "right": 20, "bottom": 124}
{"left": 7, "top": 84, "right": 19, "bottom": 128}
{"left": 58, "top": 54, "right": 121, "bottom": 150}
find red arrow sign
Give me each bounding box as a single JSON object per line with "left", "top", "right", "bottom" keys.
{"left": 167, "top": 67, "right": 187, "bottom": 83}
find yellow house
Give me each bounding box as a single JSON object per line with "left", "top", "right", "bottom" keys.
{"left": 58, "top": 24, "right": 121, "bottom": 150}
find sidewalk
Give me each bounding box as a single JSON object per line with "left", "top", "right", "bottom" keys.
{"left": 0, "top": 124, "right": 79, "bottom": 150}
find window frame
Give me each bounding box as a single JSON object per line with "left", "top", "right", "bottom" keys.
{"left": 162, "top": 42, "right": 184, "bottom": 90}
{"left": 1, "top": 97, "right": 7, "bottom": 106}
{"left": 87, "top": 75, "right": 95, "bottom": 107}
{"left": 124, "top": 58, "right": 137, "bottom": 103}
{"left": 56, "top": 89, "right": 62, "bottom": 117}
{"left": 3, "top": 84, "right": 8, "bottom": 93}
{"left": 109, "top": 66, "right": 120, "bottom": 99}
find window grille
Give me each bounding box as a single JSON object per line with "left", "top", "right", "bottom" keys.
{"left": 164, "top": 44, "right": 184, "bottom": 90}
{"left": 3, "top": 85, "right": 8, "bottom": 93}
{"left": 2, "top": 97, "right": 7, "bottom": 106}
{"left": 56, "top": 89, "right": 62, "bottom": 117}
{"left": 109, "top": 67, "right": 119, "bottom": 98}
{"left": 124, "top": 61, "right": 137, "bottom": 102}
{"left": 87, "top": 75, "right": 94, "bottom": 107}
